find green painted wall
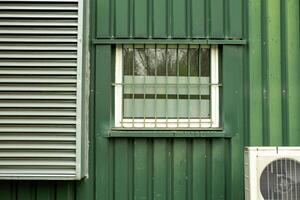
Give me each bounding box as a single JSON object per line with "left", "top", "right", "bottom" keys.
{"left": 95, "top": 0, "right": 243, "bottom": 39}
{"left": 0, "top": 0, "right": 300, "bottom": 200}
{"left": 247, "top": 0, "right": 300, "bottom": 146}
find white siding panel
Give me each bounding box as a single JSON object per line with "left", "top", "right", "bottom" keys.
{"left": 0, "top": 0, "right": 85, "bottom": 179}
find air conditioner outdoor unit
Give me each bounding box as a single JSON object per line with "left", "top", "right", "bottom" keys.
{"left": 245, "top": 147, "right": 300, "bottom": 200}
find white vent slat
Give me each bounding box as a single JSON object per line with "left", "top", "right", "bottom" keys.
{"left": 0, "top": 118, "right": 76, "bottom": 125}
{"left": 0, "top": 126, "right": 76, "bottom": 132}
{"left": 0, "top": 169, "right": 76, "bottom": 175}
{"left": 0, "top": 160, "right": 76, "bottom": 166}
{"left": 3, "top": 0, "right": 78, "bottom": 2}
{"left": 0, "top": 44, "right": 77, "bottom": 51}
{"left": 0, "top": 12, "right": 78, "bottom": 18}
{"left": 0, "top": 76, "right": 76, "bottom": 83}
{"left": 0, "top": 133, "right": 76, "bottom": 141}
{"left": 0, "top": 173, "right": 76, "bottom": 177}
{"left": 0, "top": 60, "right": 77, "bottom": 67}
{"left": 0, "top": 28, "right": 77, "bottom": 34}
{"left": 0, "top": 132, "right": 75, "bottom": 138}
{"left": 0, "top": 93, "right": 76, "bottom": 100}
{"left": 0, "top": 142, "right": 76, "bottom": 149}
{"left": 0, "top": 52, "right": 77, "bottom": 59}
{"left": 0, "top": 109, "right": 76, "bottom": 116}
{"left": 0, "top": 4, "right": 78, "bottom": 11}
{"left": 0, "top": 100, "right": 76, "bottom": 108}
{"left": 0, "top": 0, "right": 85, "bottom": 179}
{"left": 0, "top": 85, "right": 76, "bottom": 91}
{"left": 0, "top": 36, "right": 77, "bottom": 42}
{"left": 0, "top": 170, "right": 75, "bottom": 176}
{"left": 0, "top": 150, "right": 75, "bottom": 158}
{"left": 0, "top": 20, "right": 77, "bottom": 26}
{"left": 0, "top": 68, "right": 76, "bottom": 75}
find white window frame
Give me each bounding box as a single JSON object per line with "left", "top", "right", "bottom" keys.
{"left": 114, "top": 45, "right": 219, "bottom": 128}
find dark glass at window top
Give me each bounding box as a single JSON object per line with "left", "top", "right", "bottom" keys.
{"left": 156, "top": 48, "right": 166, "bottom": 76}
{"left": 201, "top": 48, "right": 210, "bottom": 77}
{"left": 167, "top": 48, "right": 176, "bottom": 76}
{"left": 124, "top": 47, "right": 210, "bottom": 77}
{"left": 123, "top": 48, "right": 133, "bottom": 75}
{"left": 178, "top": 48, "right": 188, "bottom": 76}
{"left": 189, "top": 48, "right": 199, "bottom": 76}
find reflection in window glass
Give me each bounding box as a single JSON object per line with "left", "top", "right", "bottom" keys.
{"left": 156, "top": 48, "right": 166, "bottom": 76}
{"left": 123, "top": 48, "right": 133, "bottom": 75}
{"left": 201, "top": 48, "right": 210, "bottom": 77}
{"left": 189, "top": 48, "right": 199, "bottom": 76}
{"left": 179, "top": 48, "right": 188, "bottom": 76}
{"left": 146, "top": 48, "right": 156, "bottom": 76}
{"left": 167, "top": 48, "right": 177, "bottom": 76}
{"left": 134, "top": 48, "right": 146, "bottom": 76}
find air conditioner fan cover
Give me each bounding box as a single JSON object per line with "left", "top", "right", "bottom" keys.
{"left": 260, "top": 158, "right": 300, "bottom": 200}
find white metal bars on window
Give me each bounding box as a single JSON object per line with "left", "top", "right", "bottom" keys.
{"left": 0, "top": 0, "right": 87, "bottom": 180}
{"left": 114, "top": 45, "right": 219, "bottom": 129}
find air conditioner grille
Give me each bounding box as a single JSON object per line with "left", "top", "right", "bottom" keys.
{"left": 260, "top": 158, "right": 300, "bottom": 200}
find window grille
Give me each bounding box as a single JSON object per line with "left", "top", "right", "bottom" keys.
{"left": 114, "top": 44, "right": 220, "bottom": 129}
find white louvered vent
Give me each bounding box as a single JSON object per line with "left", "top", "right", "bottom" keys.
{"left": 0, "top": 0, "right": 88, "bottom": 180}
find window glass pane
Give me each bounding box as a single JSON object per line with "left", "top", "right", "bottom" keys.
{"left": 178, "top": 48, "right": 188, "bottom": 76}
{"left": 201, "top": 47, "right": 210, "bottom": 77}
{"left": 123, "top": 47, "right": 133, "bottom": 75}
{"left": 189, "top": 48, "right": 199, "bottom": 77}
{"left": 146, "top": 48, "right": 156, "bottom": 76}
{"left": 123, "top": 94, "right": 132, "bottom": 118}
{"left": 200, "top": 94, "right": 210, "bottom": 118}
{"left": 156, "top": 47, "right": 166, "bottom": 76}
{"left": 200, "top": 47, "right": 211, "bottom": 119}
{"left": 119, "top": 45, "right": 216, "bottom": 128}
{"left": 134, "top": 48, "right": 147, "bottom": 76}
{"left": 167, "top": 48, "right": 177, "bottom": 76}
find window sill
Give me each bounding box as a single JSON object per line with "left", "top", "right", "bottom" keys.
{"left": 92, "top": 38, "right": 247, "bottom": 45}
{"left": 104, "top": 128, "right": 233, "bottom": 138}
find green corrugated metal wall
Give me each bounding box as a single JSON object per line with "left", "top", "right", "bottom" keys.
{"left": 248, "top": 0, "right": 300, "bottom": 146}
{"left": 0, "top": 181, "right": 76, "bottom": 200}
{"left": 0, "top": 0, "right": 299, "bottom": 200}
{"left": 96, "top": 0, "right": 243, "bottom": 39}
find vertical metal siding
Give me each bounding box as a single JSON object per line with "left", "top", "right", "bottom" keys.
{"left": 94, "top": 138, "right": 231, "bottom": 200}
{"left": 1, "top": 0, "right": 300, "bottom": 200}
{"left": 248, "top": 0, "right": 300, "bottom": 146}
{"left": 95, "top": 0, "right": 243, "bottom": 39}
{"left": 0, "top": 181, "right": 75, "bottom": 200}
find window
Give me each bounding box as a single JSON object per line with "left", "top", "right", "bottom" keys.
{"left": 114, "top": 45, "right": 219, "bottom": 129}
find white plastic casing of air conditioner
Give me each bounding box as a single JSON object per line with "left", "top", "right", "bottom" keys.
{"left": 244, "top": 146, "right": 300, "bottom": 200}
